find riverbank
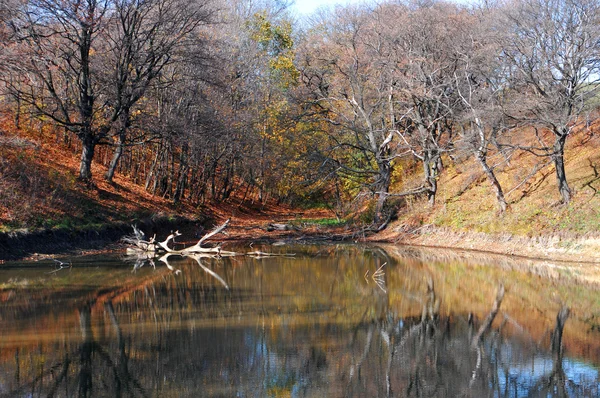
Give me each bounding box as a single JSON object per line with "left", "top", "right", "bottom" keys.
{"left": 0, "top": 215, "right": 207, "bottom": 261}
{"left": 6, "top": 208, "right": 600, "bottom": 266}
{"left": 372, "top": 222, "right": 600, "bottom": 265}
{"left": 0, "top": 206, "right": 339, "bottom": 261}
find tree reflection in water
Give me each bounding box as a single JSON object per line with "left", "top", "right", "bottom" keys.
{"left": 2, "top": 301, "right": 146, "bottom": 397}
{"left": 0, "top": 245, "right": 598, "bottom": 397}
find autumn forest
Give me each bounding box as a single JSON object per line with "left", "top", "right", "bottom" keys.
{"left": 3, "top": 2, "right": 600, "bottom": 395}
{"left": 1, "top": 0, "right": 600, "bottom": 234}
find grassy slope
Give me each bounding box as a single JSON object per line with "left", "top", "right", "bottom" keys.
{"left": 435, "top": 125, "right": 600, "bottom": 235}
{"left": 381, "top": 119, "right": 600, "bottom": 260}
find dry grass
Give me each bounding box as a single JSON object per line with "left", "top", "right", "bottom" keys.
{"left": 390, "top": 120, "right": 600, "bottom": 238}
{"left": 377, "top": 118, "right": 600, "bottom": 261}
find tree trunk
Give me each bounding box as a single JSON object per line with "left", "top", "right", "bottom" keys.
{"left": 424, "top": 152, "right": 438, "bottom": 206}
{"left": 79, "top": 132, "right": 96, "bottom": 182}
{"left": 106, "top": 110, "right": 131, "bottom": 183}
{"left": 173, "top": 145, "right": 189, "bottom": 205}
{"left": 173, "top": 163, "right": 188, "bottom": 205}
{"left": 105, "top": 133, "right": 125, "bottom": 183}
{"left": 259, "top": 136, "right": 267, "bottom": 203}
{"left": 221, "top": 159, "right": 235, "bottom": 201}
{"left": 14, "top": 94, "right": 21, "bottom": 130}
{"left": 374, "top": 161, "right": 392, "bottom": 225}
{"left": 476, "top": 153, "right": 507, "bottom": 213}
{"left": 210, "top": 158, "right": 218, "bottom": 200}
{"left": 553, "top": 134, "right": 571, "bottom": 204}
{"left": 145, "top": 143, "right": 162, "bottom": 191}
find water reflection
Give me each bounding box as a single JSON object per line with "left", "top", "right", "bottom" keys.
{"left": 0, "top": 244, "right": 598, "bottom": 397}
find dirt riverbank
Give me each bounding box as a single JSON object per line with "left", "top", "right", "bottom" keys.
{"left": 5, "top": 210, "right": 600, "bottom": 271}
{"left": 372, "top": 223, "right": 600, "bottom": 265}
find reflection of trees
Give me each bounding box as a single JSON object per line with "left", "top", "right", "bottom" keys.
{"left": 342, "top": 278, "right": 594, "bottom": 398}
{"left": 1, "top": 245, "right": 599, "bottom": 397}
{"left": 529, "top": 306, "right": 570, "bottom": 397}
{"left": 3, "top": 301, "right": 147, "bottom": 397}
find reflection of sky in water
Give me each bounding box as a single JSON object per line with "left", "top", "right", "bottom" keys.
{"left": 497, "top": 349, "right": 600, "bottom": 396}
{"left": 240, "top": 324, "right": 600, "bottom": 397}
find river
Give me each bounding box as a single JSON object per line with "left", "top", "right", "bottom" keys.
{"left": 0, "top": 243, "right": 598, "bottom": 397}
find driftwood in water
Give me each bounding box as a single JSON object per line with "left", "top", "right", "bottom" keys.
{"left": 123, "top": 220, "right": 296, "bottom": 289}
{"left": 124, "top": 219, "right": 233, "bottom": 255}
{"left": 123, "top": 219, "right": 294, "bottom": 264}
{"left": 122, "top": 225, "right": 157, "bottom": 252}
{"left": 181, "top": 220, "right": 232, "bottom": 255}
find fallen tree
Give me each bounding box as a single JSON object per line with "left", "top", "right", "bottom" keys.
{"left": 122, "top": 219, "right": 296, "bottom": 287}
{"left": 123, "top": 219, "right": 235, "bottom": 255}
{"left": 123, "top": 218, "right": 295, "bottom": 260}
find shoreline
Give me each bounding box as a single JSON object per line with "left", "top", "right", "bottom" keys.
{"left": 4, "top": 215, "right": 600, "bottom": 268}
{"left": 371, "top": 223, "right": 600, "bottom": 264}
{"left": 0, "top": 216, "right": 202, "bottom": 262}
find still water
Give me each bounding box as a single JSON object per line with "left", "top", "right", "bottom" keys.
{"left": 0, "top": 243, "right": 599, "bottom": 397}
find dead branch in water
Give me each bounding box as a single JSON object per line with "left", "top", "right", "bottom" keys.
{"left": 181, "top": 219, "right": 231, "bottom": 254}
{"left": 122, "top": 219, "right": 295, "bottom": 277}
{"left": 124, "top": 219, "right": 233, "bottom": 255}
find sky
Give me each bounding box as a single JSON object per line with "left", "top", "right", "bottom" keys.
{"left": 292, "top": 0, "right": 472, "bottom": 16}
{"left": 292, "top": 0, "right": 362, "bottom": 15}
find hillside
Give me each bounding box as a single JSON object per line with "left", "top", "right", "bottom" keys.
{"left": 0, "top": 118, "right": 331, "bottom": 259}
{"left": 0, "top": 118, "right": 198, "bottom": 231}
{"left": 379, "top": 118, "right": 600, "bottom": 262}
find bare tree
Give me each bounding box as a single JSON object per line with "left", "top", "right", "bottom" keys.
{"left": 5, "top": 0, "right": 112, "bottom": 181}
{"left": 501, "top": 0, "right": 600, "bottom": 204}
{"left": 299, "top": 4, "right": 409, "bottom": 224}
{"left": 391, "top": 2, "right": 467, "bottom": 207}
{"left": 4, "top": 0, "right": 212, "bottom": 183}
{"left": 102, "top": 0, "right": 214, "bottom": 183}
{"left": 453, "top": 4, "right": 510, "bottom": 213}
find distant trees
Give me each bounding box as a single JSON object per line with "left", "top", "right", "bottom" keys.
{"left": 102, "top": 0, "right": 214, "bottom": 183}
{"left": 300, "top": 2, "right": 470, "bottom": 218}
{"left": 299, "top": 5, "right": 405, "bottom": 223}
{"left": 298, "top": 0, "right": 600, "bottom": 221}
